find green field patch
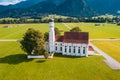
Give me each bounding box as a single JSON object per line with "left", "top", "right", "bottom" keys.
{"left": 92, "top": 41, "right": 120, "bottom": 62}
{"left": 0, "top": 23, "right": 120, "bottom": 39}
{"left": 0, "top": 42, "right": 120, "bottom": 80}
{"left": 66, "top": 23, "right": 120, "bottom": 39}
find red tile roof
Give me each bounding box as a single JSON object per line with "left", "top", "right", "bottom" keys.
{"left": 55, "top": 32, "right": 89, "bottom": 44}
{"left": 55, "top": 36, "right": 64, "bottom": 42}
{"left": 88, "top": 46, "right": 94, "bottom": 51}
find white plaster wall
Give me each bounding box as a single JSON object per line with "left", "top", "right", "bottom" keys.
{"left": 62, "top": 43, "right": 88, "bottom": 57}
{"left": 49, "top": 21, "right": 55, "bottom": 53}
{"left": 27, "top": 55, "right": 53, "bottom": 59}
{"left": 46, "top": 41, "right": 89, "bottom": 57}
{"left": 88, "top": 51, "right": 94, "bottom": 55}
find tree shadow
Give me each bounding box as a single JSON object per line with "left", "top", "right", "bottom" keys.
{"left": 0, "top": 54, "right": 33, "bottom": 65}
{"left": 54, "top": 53, "right": 85, "bottom": 59}
{"left": 36, "top": 60, "right": 46, "bottom": 63}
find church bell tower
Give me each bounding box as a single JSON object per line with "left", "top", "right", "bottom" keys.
{"left": 49, "top": 18, "right": 55, "bottom": 53}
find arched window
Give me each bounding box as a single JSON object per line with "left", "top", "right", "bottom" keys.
{"left": 78, "top": 47, "right": 80, "bottom": 53}
{"left": 73, "top": 46, "right": 76, "bottom": 53}
{"left": 69, "top": 46, "right": 71, "bottom": 53}
{"left": 65, "top": 46, "right": 67, "bottom": 52}
{"left": 56, "top": 46, "right": 57, "bottom": 51}
{"left": 60, "top": 47, "right": 62, "bottom": 51}
{"left": 83, "top": 47, "right": 86, "bottom": 54}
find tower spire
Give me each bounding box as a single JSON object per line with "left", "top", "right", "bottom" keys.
{"left": 49, "top": 17, "right": 55, "bottom": 54}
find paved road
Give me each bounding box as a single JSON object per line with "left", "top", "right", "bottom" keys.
{"left": 62, "top": 23, "right": 71, "bottom": 30}
{"left": 90, "top": 42, "right": 120, "bottom": 70}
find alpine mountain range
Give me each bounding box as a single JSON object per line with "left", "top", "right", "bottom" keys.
{"left": 0, "top": 0, "right": 120, "bottom": 18}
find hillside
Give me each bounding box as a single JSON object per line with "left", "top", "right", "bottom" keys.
{"left": 0, "top": 0, "right": 94, "bottom": 18}
{"left": 0, "top": 0, "right": 120, "bottom": 18}
{"left": 86, "top": 0, "right": 120, "bottom": 14}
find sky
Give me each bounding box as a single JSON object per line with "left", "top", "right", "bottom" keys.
{"left": 0, "top": 0, "right": 26, "bottom": 5}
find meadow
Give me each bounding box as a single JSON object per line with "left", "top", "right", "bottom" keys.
{"left": 66, "top": 23, "right": 120, "bottom": 39}
{"left": 92, "top": 40, "right": 120, "bottom": 62}
{"left": 0, "top": 42, "right": 120, "bottom": 80}
{"left": 0, "top": 22, "right": 120, "bottom": 80}
{"left": 0, "top": 23, "right": 120, "bottom": 39}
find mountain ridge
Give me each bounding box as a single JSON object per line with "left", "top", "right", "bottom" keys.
{"left": 0, "top": 0, "right": 120, "bottom": 18}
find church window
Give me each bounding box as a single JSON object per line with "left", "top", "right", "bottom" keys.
{"left": 56, "top": 46, "right": 57, "bottom": 51}
{"left": 60, "top": 47, "right": 62, "bottom": 51}
{"left": 78, "top": 47, "right": 80, "bottom": 53}
{"left": 69, "top": 46, "right": 71, "bottom": 53}
{"left": 55, "top": 43, "right": 57, "bottom": 45}
{"left": 83, "top": 47, "right": 86, "bottom": 54}
{"left": 65, "top": 46, "right": 67, "bottom": 52}
{"left": 73, "top": 46, "right": 75, "bottom": 53}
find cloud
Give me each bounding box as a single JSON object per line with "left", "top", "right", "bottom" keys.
{"left": 0, "top": 0, "right": 26, "bottom": 6}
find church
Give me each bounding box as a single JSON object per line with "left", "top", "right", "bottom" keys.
{"left": 46, "top": 18, "right": 94, "bottom": 57}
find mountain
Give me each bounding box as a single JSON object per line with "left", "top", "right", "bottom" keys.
{"left": 0, "top": 0, "right": 45, "bottom": 13}
{"left": 0, "top": 0, "right": 94, "bottom": 18}
{"left": 86, "top": 0, "right": 120, "bottom": 15}
{"left": 55, "top": 0, "right": 95, "bottom": 17}
{"left": 0, "top": 0, "right": 120, "bottom": 18}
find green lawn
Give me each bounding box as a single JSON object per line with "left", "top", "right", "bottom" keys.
{"left": 66, "top": 23, "right": 120, "bottom": 39}
{"left": 0, "top": 23, "right": 120, "bottom": 80}
{"left": 0, "top": 23, "right": 69, "bottom": 39}
{"left": 92, "top": 41, "right": 120, "bottom": 62}
{"left": 0, "top": 42, "right": 120, "bottom": 80}
{"left": 0, "top": 23, "right": 120, "bottom": 39}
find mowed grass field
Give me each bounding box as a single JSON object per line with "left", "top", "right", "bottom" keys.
{"left": 66, "top": 23, "right": 120, "bottom": 39}
{"left": 0, "top": 23, "right": 69, "bottom": 39}
{"left": 0, "top": 23, "right": 120, "bottom": 39}
{"left": 0, "top": 23, "right": 120, "bottom": 80}
{"left": 92, "top": 41, "right": 120, "bottom": 62}
{"left": 0, "top": 42, "right": 120, "bottom": 80}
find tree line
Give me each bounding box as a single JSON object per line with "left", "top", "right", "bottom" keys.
{"left": 0, "top": 17, "right": 120, "bottom": 24}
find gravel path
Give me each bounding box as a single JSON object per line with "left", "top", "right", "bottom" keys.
{"left": 90, "top": 42, "right": 120, "bottom": 70}
{"left": 0, "top": 39, "right": 20, "bottom": 42}
{"left": 90, "top": 39, "right": 120, "bottom": 41}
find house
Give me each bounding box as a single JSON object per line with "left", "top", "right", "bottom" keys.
{"left": 46, "top": 18, "right": 94, "bottom": 57}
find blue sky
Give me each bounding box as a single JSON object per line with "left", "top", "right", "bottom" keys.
{"left": 0, "top": 0, "right": 26, "bottom": 5}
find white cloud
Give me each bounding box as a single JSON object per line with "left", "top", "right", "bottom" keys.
{"left": 0, "top": 0, "right": 26, "bottom": 6}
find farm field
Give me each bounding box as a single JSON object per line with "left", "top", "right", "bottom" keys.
{"left": 0, "top": 23, "right": 120, "bottom": 80}
{"left": 0, "top": 23, "right": 69, "bottom": 39}
{"left": 66, "top": 23, "right": 120, "bottom": 39}
{"left": 0, "top": 23, "right": 120, "bottom": 39}
{"left": 92, "top": 41, "right": 120, "bottom": 62}
{"left": 0, "top": 42, "right": 120, "bottom": 80}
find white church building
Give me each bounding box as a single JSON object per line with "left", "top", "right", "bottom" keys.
{"left": 46, "top": 18, "right": 94, "bottom": 57}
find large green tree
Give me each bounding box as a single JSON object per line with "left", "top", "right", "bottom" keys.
{"left": 20, "top": 28, "right": 45, "bottom": 55}
{"left": 44, "top": 32, "right": 49, "bottom": 41}
{"left": 70, "top": 27, "right": 82, "bottom": 32}
{"left": 54, "top": 27, "right": 60, "bottom": 35}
